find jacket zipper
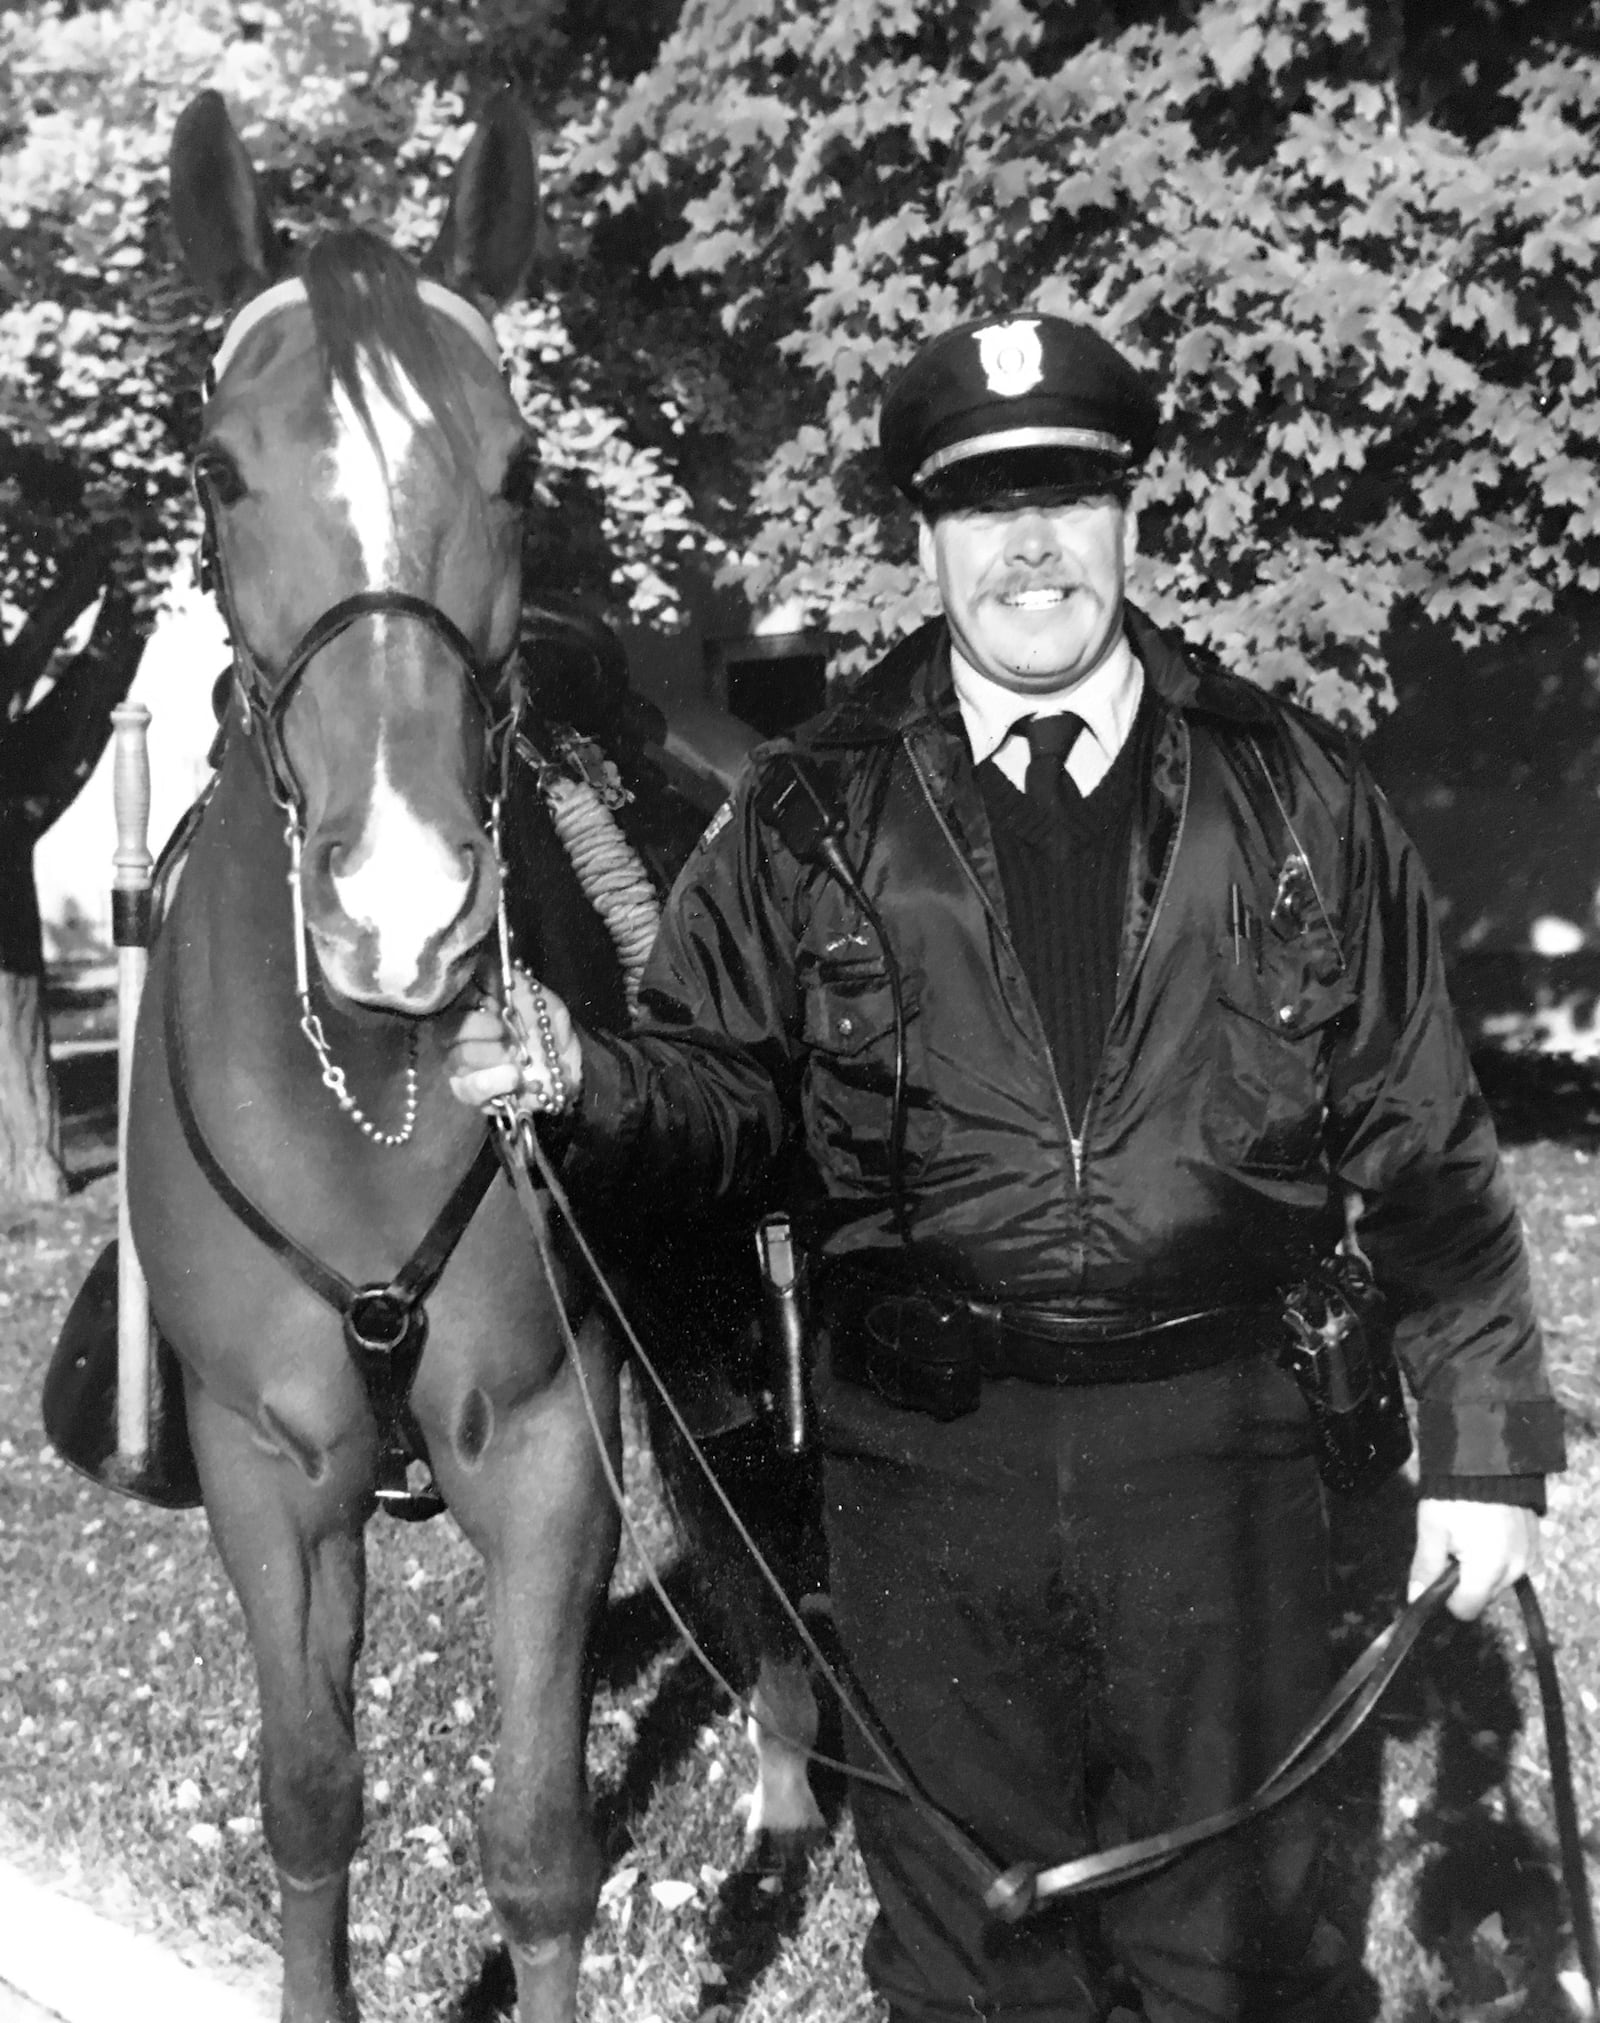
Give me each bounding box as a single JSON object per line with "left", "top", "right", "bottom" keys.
{"left": 907, "top": 721, "right": 1192, "bottom": 1194}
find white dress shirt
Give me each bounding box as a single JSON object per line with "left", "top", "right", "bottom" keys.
{"left": 951, "top": 631, "right": 1145, "bottom": 797}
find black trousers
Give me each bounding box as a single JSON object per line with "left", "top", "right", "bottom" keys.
{"left": 813, "top": 1339, "right": 1365, "bottom": 2023}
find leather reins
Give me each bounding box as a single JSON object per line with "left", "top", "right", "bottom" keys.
{"left": 492, "top": 1111, "right": 1598, "bottom": 1991}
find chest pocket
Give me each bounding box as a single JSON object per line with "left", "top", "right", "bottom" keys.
{"left": 799, "top": 957, "right": 938, "bottom": 1190}
{"left": 1213, "top": 926, "right": 1354, "bottom": 1175}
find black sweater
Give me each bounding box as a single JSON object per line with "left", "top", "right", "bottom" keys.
{"left": 977, "top": 691, "right": 1152, "bottom": 1126}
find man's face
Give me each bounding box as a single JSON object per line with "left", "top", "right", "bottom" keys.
{"left": 918, "top": 493, "right": 1133, "bottom": 695}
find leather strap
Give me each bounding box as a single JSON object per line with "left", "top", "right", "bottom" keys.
{"left": 990, "top": 1561, "right": 1600, "bottom": 2013}
{"left": 271, "top": 590, "right": 488, "bottom": 707}
{"left": 987, "top": 1565, "right": 1463, "bottom": 1916}
{"left": 973, "top": 1298, "right": 1266, "bottom": 1344}
{"left": 196, "top": 466, "right": 514, "bottom": 818}
{"left": 1516, "top": 1575, "right": 1600, "bottom": 2010}
{"left": 978, "top": 1310, "right": 1269, "bottom": 1386}
{"left": 162, "top": 949, "right": 500, "bottom": 1327}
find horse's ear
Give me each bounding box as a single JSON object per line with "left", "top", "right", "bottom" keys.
{"left": 169, "top": 90, "right": 285, "bottom": 309}
{"left": 421, "top": 91, "right": 543, "bottom": 307}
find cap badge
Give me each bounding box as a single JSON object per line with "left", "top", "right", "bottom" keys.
{"left": 976, "top": 320, "right": 1043, "bottom": 398}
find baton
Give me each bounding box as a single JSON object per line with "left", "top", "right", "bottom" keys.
{"left": 756, "top": 1212, "right": 808, "bottom": 1457}
{"left": 111, "top": 701, "right": 153, "bottom": 1470}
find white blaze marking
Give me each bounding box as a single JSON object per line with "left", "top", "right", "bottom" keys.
{"left": 324, "top": 347, "right": 465, "bottom": 995}
{"left": 328, "top": 352, "right": 433, "bottom": 581}
{"left": 332, "top": 737, "right": 470, "bottom": 997}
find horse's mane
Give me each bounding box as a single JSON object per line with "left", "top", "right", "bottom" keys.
{"left": 301, "top": 228, "right": 474, "bottom": 471}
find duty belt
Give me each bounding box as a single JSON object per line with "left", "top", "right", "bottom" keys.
{"left": 965, "top": 1296, "right": 1277, "bottom": 1382}
{"left": 823, "top": 1268, "right": 1279, "bottom": 1420}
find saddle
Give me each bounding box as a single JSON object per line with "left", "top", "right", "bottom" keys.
{"left": 42, "top": 1240, "right": 202, "bottom": 1508}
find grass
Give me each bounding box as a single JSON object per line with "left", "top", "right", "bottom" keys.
{"left": 1, "top": 1068, "right": 1598, "bottom": 2021}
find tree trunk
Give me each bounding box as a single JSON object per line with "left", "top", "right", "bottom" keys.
{"left": 0, "top": 832, "right": 66, "bottom": 1208}
{"left": 0, "top": 551, "right": 141, "bottom": 1210}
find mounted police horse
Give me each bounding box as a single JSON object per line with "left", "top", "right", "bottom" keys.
{"left": 111, "top": 90, "right": 818, "bottom": 2023}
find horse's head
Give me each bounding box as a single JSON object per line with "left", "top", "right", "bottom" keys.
{"left": 169, "top": 92, "right": 543, "bottom": 1016}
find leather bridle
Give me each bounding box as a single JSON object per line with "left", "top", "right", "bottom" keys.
{"left": 193, "top": 272, "right": 522, "bottom": 821}
{"left": 194, "top": 501, "right": 522, "bottom": 821}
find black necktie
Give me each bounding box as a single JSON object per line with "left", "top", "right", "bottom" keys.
{"left": 1022, "top": 714, "right": 1085, "bottom": 812}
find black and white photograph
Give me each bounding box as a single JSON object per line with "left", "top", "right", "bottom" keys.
{"left": 2, "top": 3, "right": 1599, "bottom": 2019}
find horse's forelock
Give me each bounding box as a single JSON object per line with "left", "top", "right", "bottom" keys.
{"left": 302, "top": 230, "right": 474, "bottom": 473}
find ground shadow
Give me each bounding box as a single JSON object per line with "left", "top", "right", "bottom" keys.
{"left": 1326, "top": 1475, "right": 1585, "bottom": 2022}
{"left": 447, "top": 1943, "right": 517, "bottom": 2021}
{"left": 1321, "top": 1472, "right": 1420, "bottom": 2017}
{"left": 1393, "top": 1602, "right": 1580, "bottom": 2023}
{"left": 448, "top": 1564, "right": 849, "bottom": 2022}
{"left": 701, "top": 1618, "right": 849, "bottom": 2021}
{"left": 591, "top": 1559, "right": 703, "bottom": 1696}
{"left": 445, "top": 1581, "right": 728, "bottom": 2023}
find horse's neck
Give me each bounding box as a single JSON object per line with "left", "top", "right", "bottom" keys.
{"left": 177, "top": 749, "right": 301, "bottom": 1011}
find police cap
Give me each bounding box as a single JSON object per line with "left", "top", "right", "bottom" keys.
{"left": 879, "top": 313, "right": 1159, "bottom": 515}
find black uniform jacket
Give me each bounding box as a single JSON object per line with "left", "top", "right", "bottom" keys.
{"left": 571, "top": 608, "right": 1564, "bottom": 1482}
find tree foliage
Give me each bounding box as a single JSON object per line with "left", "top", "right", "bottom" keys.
{"left": 579, "top": 0, "right": 1600, "bottom": 721}
{"left": 0, "top": 0, "right": 706, "bottom": 644}
{"left": 0, "top": 0, "right": 699, "bottom": 1204}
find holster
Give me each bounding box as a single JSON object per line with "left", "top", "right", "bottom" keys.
{"left": 1278, "top": 1253, "right": 1412, "bottom": 1496}
{"left": 831, "top": 1283, "right": 982, "bottom": 1423}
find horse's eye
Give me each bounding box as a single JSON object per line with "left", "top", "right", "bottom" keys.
{"left": 193, "top": 447, "right": 246, "bottom": 508}
{"left": 500, "top": 444, "right": 540, "bottom": 511}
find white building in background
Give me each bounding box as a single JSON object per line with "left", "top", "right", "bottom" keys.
{"left": 35, "top": 582, "right": 224, "bottom": 967}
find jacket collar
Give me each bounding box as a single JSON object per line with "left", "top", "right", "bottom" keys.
{"left": 805, "top": 603, "right": 1276, "bottom": 752}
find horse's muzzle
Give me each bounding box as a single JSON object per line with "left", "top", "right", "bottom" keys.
{"left": 308, "top": 825, "right": 501, "bottom": 1014}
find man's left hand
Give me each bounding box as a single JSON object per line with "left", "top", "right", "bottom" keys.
{"left": 1409, "top": 1498, "right": 1540, "bottom": 1622}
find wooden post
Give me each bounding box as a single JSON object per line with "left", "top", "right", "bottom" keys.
{"left": 111, "top": 701, "right": 153, "bottom": 1467}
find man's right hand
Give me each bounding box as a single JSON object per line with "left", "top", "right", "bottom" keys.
{"left": 446, "top": 971, "right": 584, "bottom": 1117}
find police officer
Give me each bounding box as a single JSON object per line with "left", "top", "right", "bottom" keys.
{"left": 450, "top": 313, "right": 1562, "bottom": 2022}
